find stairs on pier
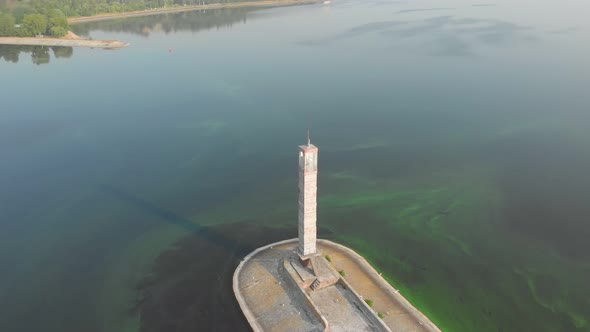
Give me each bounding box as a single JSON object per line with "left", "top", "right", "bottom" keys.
{"left": 310, "top": 278, "right": 321, "bottom": 290}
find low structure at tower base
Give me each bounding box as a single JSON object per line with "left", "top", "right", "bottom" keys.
{"left": 233, "top": 239, "right": 441, "bottom": 332}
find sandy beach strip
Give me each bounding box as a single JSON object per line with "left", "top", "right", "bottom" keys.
{"left": 0, "top": 35, "right": 129, "bottom": 49}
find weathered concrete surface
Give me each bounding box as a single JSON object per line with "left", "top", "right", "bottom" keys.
{"left": 298, "top": 143, "right": 318, "bottom": 256}
{"left": 310, "top": 283, "right": 375, "bottom": 331}
{"left": 233, "top": 240, "right": 324, "bottom": 332}
{"left": 234, "top": 239, "right": 441, "bottom": 332}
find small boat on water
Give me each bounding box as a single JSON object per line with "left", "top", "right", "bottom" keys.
{"left": 323, "top": 0, "right": 332, "bottom": 4}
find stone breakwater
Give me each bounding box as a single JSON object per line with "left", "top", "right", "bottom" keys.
{"left": 233, "top": 238, "right": 441, "bottom": 332}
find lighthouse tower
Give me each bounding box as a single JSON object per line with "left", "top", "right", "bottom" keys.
{"left": 298, "top": 131, "right": 318, "bottom": 257}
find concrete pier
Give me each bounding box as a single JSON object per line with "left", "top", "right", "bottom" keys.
{"left": 233, "top": 239, "right": 441, "bottom": 332}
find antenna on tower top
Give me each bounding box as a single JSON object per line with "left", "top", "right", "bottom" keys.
{"left": 307, "top": 128, "right": 311, "bottom": 146}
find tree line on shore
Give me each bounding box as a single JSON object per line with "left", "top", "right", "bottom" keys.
{"left": 0, "top": 0, "right": 256, "bottom": 37}
{"left": 0, "top": 11, "right": 69, "bottom": 37}
{"left": 74, "top": 7, "right": 252, "bottom": 37}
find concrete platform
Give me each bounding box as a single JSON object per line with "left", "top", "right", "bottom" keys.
{"left": 233, "top": 239, "right": 441, "bottom": 332}
{"left": 310, "top": 283, "right": 374, "bottom": 331}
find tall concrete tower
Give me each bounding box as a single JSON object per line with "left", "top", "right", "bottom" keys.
{"left": 298, "top": 131, "right": 318, "bottom": 257}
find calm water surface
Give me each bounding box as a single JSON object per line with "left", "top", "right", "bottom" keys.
{"left": 1, "top": 1, "right": 589, "bottom": 331}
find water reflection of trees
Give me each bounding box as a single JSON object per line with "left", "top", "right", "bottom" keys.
{"left": 1, "top": 7, "right": 254, "bottom": 64}
{"left": 0, "top": 45, "right": 73, "bottom": 64}
{"left": 73, "top": 7, "right": 253, "bottom": 37}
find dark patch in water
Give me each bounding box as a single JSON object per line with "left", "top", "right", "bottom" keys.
{"left": 133, "top": 222, "right": 334, "bottom": 332}
{"left": 299, "top": 15, "right": 534, "bottom": 57}
{"left": 396, "top": 8, "right": 453, "bottom": 14}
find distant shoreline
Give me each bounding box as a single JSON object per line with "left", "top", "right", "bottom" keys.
{"left": 0, "top": 0, "right": 320, "bottom": 49}
{"left": 68, "top": 0, "right": 321, "bottom": 24}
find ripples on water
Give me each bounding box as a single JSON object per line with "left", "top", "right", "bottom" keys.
{"left": 0, "top": 1, "right": 589, "bottom": 331}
